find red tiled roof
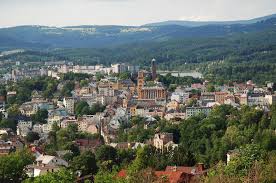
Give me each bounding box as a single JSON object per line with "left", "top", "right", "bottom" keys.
{"left": 117, "top": 169, "right": 127, "bottom": 178}
{"left": 155, "top": 171, "right": 184, "bottom": 183}
{"left": 117, "top": 165, "right": 206, "bottom": 182}
{"left": 165, "top": 166, "right": 194, "bottom": 174}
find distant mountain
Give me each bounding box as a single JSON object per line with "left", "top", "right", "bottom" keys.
{"left": 144, "top": 14, "right": 276, "bottom": 27}
{"left": 0, "top": 14, "right": 276, "bottom": 50}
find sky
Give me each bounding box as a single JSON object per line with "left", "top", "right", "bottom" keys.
{"left": 0, "top": 0, "right": 276, "bottom": 27}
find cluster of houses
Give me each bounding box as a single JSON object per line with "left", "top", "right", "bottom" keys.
{"left": 0, "top": 59, "right": 275, "bottom": 182}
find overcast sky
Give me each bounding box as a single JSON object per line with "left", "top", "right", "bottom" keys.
{"left": 1, "top": 0, "right": 276, "bottom": 27}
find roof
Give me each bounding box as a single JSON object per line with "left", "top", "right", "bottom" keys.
{"left": 117, "top": 169, "right": 127, "bottom": 178}
{"left": 36, "top": 155, "right": 55, "bottom": 164}
{"left": 26, "top": 164, "right": 60, "bottom": 170}
{"left": 75, "top": 139, "right": 102, "bottom": 148}
{"left": 117, "top": 165, "right": 206, "bottom": 182}
{"left": 165, "top": 166, "right": 194, "bottom": 174}
{"left": 155, "top": 171, "right": 184, "bottom": 183}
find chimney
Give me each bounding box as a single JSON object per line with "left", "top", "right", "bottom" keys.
{"left": 196, "top": 163, "right": 204, "bottom": 172}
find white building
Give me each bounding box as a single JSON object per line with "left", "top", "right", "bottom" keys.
{"left": 186, "top": 107, "right": 212, "bottom": 118}
{"left": 247, "top": 94, "right": 268, "bottom": 106}
{"left": 17, "top": 121, "right": 32, "bottom": 137}
{"left": 265, "top": 94, "right": 276, "bottom": 105}
{"left": 33, "top": 124, "right": 44, "bottom": 134}
{"left": 153, "top": 133, "right": 178, "bottom": 151}
{"left": 111, "top": 64, "right": 128, "bottom": 74}
{"left": 26, "top": 155, "right": 68, "bottom": 177}
{"left": 63, "top": 97, "right": 75, "bottom": 114}
{"left": 171, "top": 92, "right": 189, "bottom": 103}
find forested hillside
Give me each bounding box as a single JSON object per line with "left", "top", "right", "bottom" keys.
{"left": 1, "top": 16, "right": 276, "bottom": 84}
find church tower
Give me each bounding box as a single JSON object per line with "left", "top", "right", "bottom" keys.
{"left": 151, "top": 58, "right": 157, "bottom": 80}
{"left": 137, "top": 71, "right": 145, "bottom": 99}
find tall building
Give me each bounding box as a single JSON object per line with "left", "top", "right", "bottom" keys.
{"left": 111, "top": 64, "right": 128, "bottom": 74}
{"left": 63, "top": 97, "right": 75, "bottom": 114}
{"left": 137, "top": 71, "right": 145, "bottom": 93}
{"left": 11, "top": 68, "right": 47, "bottom": 81}
{"left": 151, "top": 58, "right": 157, "bottom": 80}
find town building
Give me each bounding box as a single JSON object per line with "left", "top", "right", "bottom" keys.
{"left": 138, "top": 86, "right": 166, "bottom": 100}
{"left": 26, "top": 155, "right": 68, "bottom": 177}
{"left": 215, "top": 92, "right": 228, "bottom": 104}
{"left": 11, "top": 68, "right": 47, "bottom": 81}
{"left": 17, "top": 121, "right": 32, "bottom": 137}
{"left": 171, "top": 91, "right": 189, "bottom": 103}
{"left": 186, "top": 107, "right": 212, "bottom": 118}
{"left": 153, "top": 132, "right": 177, "bottom": 151}
{"left": 63, "top": 97, "right": 75, "bottom": 114}
{"left": 166, "top": 100, "right": 180, "bottom": 111}
{"left": 0, "top": 141, "right": 15, "bottom": 155}
{"left": 265, "top": 94, "right": 276, "bottom": 105}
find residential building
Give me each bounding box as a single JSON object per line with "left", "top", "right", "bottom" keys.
{"left": 118, "top": 164, "right": 207, "bottom": 183}
{"left": 215, "top": 92, "right": 228, "bottom": 104}
{"left": 11, "top": 68, "right": 47, "bottom": 81}
{"left": 248, "top": 93, "right": 268, "bottom": 106}
{"left": 186, "top": 107, "right": 212, "bottom": 118}
{"left": 166, "top": 100, "right": 180, "bottom": 111}
{"left": 77, "top": 115, "right": 100, "bottom": 134}
{"left": 26, "top": 155, "right": 68, "bottom": 177}
{"left": 153, "top": 132, "right": 176, "bottom": 151}
{"left": 111, "top": 63, "right": 128, "bottom": 74}
{"left": 265, "top": 94, "right": 276, "bottom": 105}
{"left": 63, "top": 97, "right": 75, "bottom": 114}
{"left": 74, "top": 139, "right": 103, "bottom": 153}
{"left": 171, "top": 91, "right": 189, "bottom": 103}
{"left": 17, "top": 121, "right": 32, "bottom": 137}
{"left": 0, "top": 141, "right": 15, "bottom": 155}
{"left": 164, "top": 113, "right": 186, "bottom": 121}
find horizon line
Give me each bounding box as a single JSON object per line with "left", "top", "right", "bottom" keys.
{"left": 0, "top": 13, "right": 275, "bottom": 29}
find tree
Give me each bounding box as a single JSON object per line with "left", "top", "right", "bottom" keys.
{"left": 128, "top": 145, "right": 157, "bottom": 173}
{"left": 225, "top": 144, "right": 265, "bottom": 176}
{"left": 94, "top": 170, "right": 126, "bottom": 183}
{"left": 206, "top": 84, "right": 215, "bottom": 92}
{"left": 31, "top": 109, "right": 48, "bottom": 124}
{"left": 23, "top": 169, "right": 75, "bottom": 183}
{"left": 90, "top": 103, "right": 105, "bottom": 115}
{"left": 128, "top": 168, "right": 158, "bottom": 183}
{"left": 0, "top": 118, "right": 17, "bottom": 131}
{"left": 25, "top": 131, "right": 40, "bottom": 143}
{"left": 7, "top": 104, "right": 21, "bottom": 118}
{"left": 75, "top": 101, "right": 90, "bottom": 116}
{"left": 0, "top": 150, "right": 34, "bottom": 183}
{"left": 70, "top": 151, "right": 98, "bottom": 176}
{"left": 117, "top": 72, "right": 131, "bottom": 80}
{"left": 96, "top": 145, "right": 118, "bottom": 170}
{"left": 43, "top": 80, "right": 58, "bottom": 99}
{"left": 187, "top": 98, "right": 197, "bottom": 107}
{"left": 80, "top": 80, "right": 89, "bottom": 87}
{"left": 61, "top": 81, "right": 75, "bottom": 97}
